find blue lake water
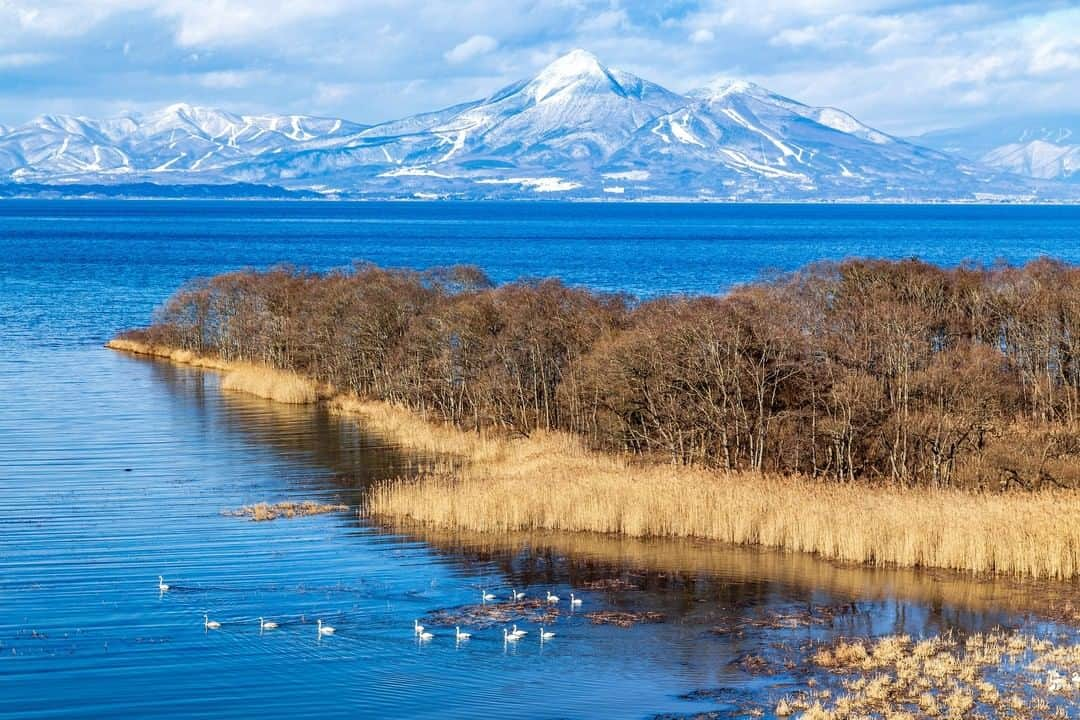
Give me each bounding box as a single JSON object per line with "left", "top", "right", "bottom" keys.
{"left": 2, "top": 200, "right": 1079, "bottom": 719}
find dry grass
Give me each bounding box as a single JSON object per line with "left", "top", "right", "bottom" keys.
{"left": 108, "top": 339, "right": 317, "bottom": 404}
{"left": 218, "top": 365, "right": 318, "bottom": 404}
{"left": 107, "top": 342, "right": 1080, "bottom": 580}
{"left": 361, "top": 406, "right": 1080, "bottom": 579}
{"left": 792, "top": 631, "right": 1080, "bottom": 719}
{"left": 105, "top": 338, "right": 232, "bottom": 370}
{"left": 224, "top": 501, "right": 348, "bottom": 521}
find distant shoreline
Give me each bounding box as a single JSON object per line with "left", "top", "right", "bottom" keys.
{"left": 5, "top": 193, "right": 1080, "bottom": 205}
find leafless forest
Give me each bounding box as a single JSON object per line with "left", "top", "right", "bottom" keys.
{"left": 126, "top": 258, "right": 1080, "bottom": 490}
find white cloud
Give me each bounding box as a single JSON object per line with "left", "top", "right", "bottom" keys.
{"left": 313, "top": 82, "right": 353, "bottom": 106}
{"left": 690, "top": 28, "right": 715, "bottom": 44}
{"left": 579, "top": 9, "right": 628, "bottom": 33}
{"left": 197, "top": 70, "right": 261, "bottom": 89}
{"left": 0, "top": 0, "right": 1076, "bottom": 134}
{"left": 445, "top": 34, "right": 499, "bottom": 64}
{"left": 0, "top": 52, "right": 54, "bottom": 68}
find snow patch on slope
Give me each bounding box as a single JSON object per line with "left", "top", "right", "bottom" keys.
{"left": 476, "top": 176, "right": 582, "bottom": 192}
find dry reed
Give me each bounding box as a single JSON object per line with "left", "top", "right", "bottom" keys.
{"left": 105, "top": 338, "right": 232, "bottom": 370}
{"left": 790, "top": 631, "right": 1080, "bottom": 719}
{"left": 358, "top": 402, "right": 1080, "bottom": 580}
{"left": 107, "top": 341, "right": 1080, "bottom": 580}
{"left": 218, "top": 365, "right": 318, "bottom": 404}
{"left": 107, "top": 339, "right": 317, "bottom": 403}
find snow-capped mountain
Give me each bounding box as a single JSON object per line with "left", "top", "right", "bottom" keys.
{"left": 0, "top": 103, "right": 367, "bottom": 180}
{"left": 0, "top": 51, "right": 1068, "bottom": 200}
{"left": 916, "top": 115, "right": 1079, "bottom": 183}
{"left": 597, "top": 78, "right": 987, "bottom": 198}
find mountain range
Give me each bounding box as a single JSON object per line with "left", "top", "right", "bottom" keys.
{"left": 915, "top": 115, "right": 1078, "bottom": 184}
{"left": 0, "top": 50, "right": 1074, "bottom": 201}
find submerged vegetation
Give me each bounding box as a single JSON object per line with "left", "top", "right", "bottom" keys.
{"left": 112, "top": 258, "right": 1080, "bottom": 578}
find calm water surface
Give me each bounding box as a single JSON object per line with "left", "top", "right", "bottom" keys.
{"left": 2, "top": 201, "right": 1079, "bottom": 719}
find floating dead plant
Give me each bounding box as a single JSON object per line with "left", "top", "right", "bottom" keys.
{"left": 225, "top": 501, "right": 348, "bottom": 522}
{"left": 424, "top": 599, "right": 560, "bottom": 629}
{"left": 736, "top": 654, "right": 774, "bottom": 675}
{"left": 585, "top": 610, "right": 665, "bottom": 628}
{"left": 711, "top": 604, "right": 857, "bottom": 636}
{"left": 581, "top": 578, "right": 643, "bottom": 592}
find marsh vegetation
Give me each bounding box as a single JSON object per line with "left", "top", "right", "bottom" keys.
{"left": 777, "top": 631, "right": 1080, "bottom": 720}
{"left": 113, "top": 258, "right": 1080, "bottom": 578}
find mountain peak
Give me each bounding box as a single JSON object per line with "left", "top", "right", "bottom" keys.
{"left": 529, "top": 49, "right": 618, "bottom": 102}
{"left": 147, "top": 103, "right": 237, "bottom": 121}
{"left": 161, "top": 101, "right": 196, "bottom": 114}
{"left": 539, "top": 49, "right": 605, "bottom": 76}
{"left": 690, "top": 78, "right": 778, "bottom": 104}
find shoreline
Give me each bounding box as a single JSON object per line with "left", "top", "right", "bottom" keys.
{"left": 13, "top": 196, "right": 1080, "bottom": 205}
{"left": 107, "top": 339, "right": 1080, "bottom": 581}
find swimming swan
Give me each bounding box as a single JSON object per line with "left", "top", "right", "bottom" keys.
{"left": 418, "top": 630, "right": 434, "bottom": 641}
{"left": 317, "top": 619, "right": 335, "bottom": 636}
{"left": 259, "top": 617, "right": 278, "bottom": 630}
{"left": 158, "top": 576, "right": 169, "bottom": 592}
{"left": 481, "top": 590, "right": 496, "bottom": 602}
{"left": 503, "top": 628, "right": 520, "bottom": 642}
{"left": 540, "top": 627, "right": 555, "bottom": 640}
{"left": 204, "top": 614, "right": 220, "bottom": 630}
{"left": 455, "top": 626, "right": 471, "bottom": 640}
{"left": 510, "top": 624, "right": 526, "bottom": 638}
{"left": 570, "top": 593, "right": 583, "bottom": 607}
{"left": 546, "top": 591, "right": 560, "bottom": 604}
{"left": 414, "top": 619, "right": 425, "bottom": 635}
{"left": 510, "top": 588, "right": 525, "bottom": 601}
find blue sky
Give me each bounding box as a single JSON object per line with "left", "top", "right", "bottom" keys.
{"left": 1, "top": 1, "right": 1077, "bottom": 134}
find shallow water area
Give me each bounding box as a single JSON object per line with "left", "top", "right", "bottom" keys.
{"left": 3, "top": 201, "right": 1080, "bottom": 719}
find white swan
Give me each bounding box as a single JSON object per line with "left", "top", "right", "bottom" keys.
{"left": 418, "top": 630, "right": 434, "bottom": 641}
{"left": 481, "top": 590, "right": 496, "bottom": 602}
{"left": 259, "top": 617, "right": 278, "bottom": 630}
{"left": 317, "top": 619, "right": 335, "bottom": 636}
{"left": 158, "top": 576, "right": 169, "bottom": 592}
{"left": 570, "top": 593, "right": 583, "bottom": 607}
{"left": 204, "top": 614, "right": 220, "bottom": 630}
{"left": 510, "top": 624, "right": 527, "bottom": 638}
{"left": 546, "top": 591, "right": 560, "bottom": 604}
{"left": 503, "top": 628, "right": 520, "bottom": 642}
{"left": 540, "top": 627, "right": 555, "bottom": 640}
{"left": 455, "top": 626, "right": 471, "bottom": 640}
{"left": 511, "top": 588, "right": 525, "bottom": 601}
{"left": 414, "top": 619, "right": 425, "bottom": 635}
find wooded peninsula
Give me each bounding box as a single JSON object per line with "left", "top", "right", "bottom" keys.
{"left": 112, "top": 258, "right": 1080, "bottom": 578}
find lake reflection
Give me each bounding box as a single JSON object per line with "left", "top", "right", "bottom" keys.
{"left": 144, "top": 358, "right": 431, "bottom": 497}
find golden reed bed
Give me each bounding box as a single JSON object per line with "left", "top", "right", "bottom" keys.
{"left": 108, "top": 339, "right": 1080, "bottom": 580}
{"left": 106, "top": 339, "right": 317, "bottom": 403}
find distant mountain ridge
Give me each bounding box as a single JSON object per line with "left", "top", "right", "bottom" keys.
{"left": 915, "top": 115, "right": 1079, "bottom": 183}
{"left": 0, "top": 50, "right": 1072, "bottom": 201}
